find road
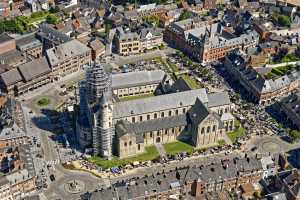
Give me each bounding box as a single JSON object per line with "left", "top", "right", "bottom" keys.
{"left": 21, "top": 105, "right": 103, "bottom": 200}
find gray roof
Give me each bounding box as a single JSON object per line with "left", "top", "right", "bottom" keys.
{"left": 37, "top": 23, "right": 71, "bottom": 45}
{"left": 18, "top": 57, "right": 51, "bottom": 81}
{"left": 88, "top": 156, "right": 263, "bottom": 200}
{"left": 188, "top": 98, "right": 210, "bottom": 125}
{"left": 16, "top": 33, "right": 42, "bottom": 51}
{"left": 113, "top": 88, "right": 208, "bottom": 119}
{"left": 140, "top": 28, "right": 163, "bottom": 39}
{"left": 0, "top": 33, "right": 13, "bottom": 43}
{"left": 0, "top": 176, "right": 9, "bottom": 187}
{"left": 46, "top": 39, "right": 91, "bottom": 66}
{"left": 0, "top": 68, "right": 22, "bottom": 86}
{"left": 116, "top": 115, "right": 187, "bottom": 143}
{"left": 112, "top": 70, "right": 166, "bottom": 89}
{"left": 207, "top": 92, "right": 231, "bottom": 108}
{"left": 116, "top": 27, "right": 140, "bottom": 41}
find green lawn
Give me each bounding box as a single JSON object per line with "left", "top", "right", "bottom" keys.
{"left": 178, "top": 74, "right": 202, "bottom": 89}
{"left": 37, "top": 98, "right": 50, "bottom": 106}
{"left": 163, "top": 140, "right": 194, "bottom": 155}
{"left": 282, "top": 54, "right": 300, "bottom": 62}
{"left": 265, "top": 65, "right": 296, "bottom": 79}
{"left": 166, "top": 60, "right": 179, "bottom": 72}
{"left": 88, "top": 146, "right": 159, "bottom": 169}
{"left": 217, "top": 139, "right": 226, "bottom": 146}
{"left": 227, "top": 120, "right": 246, "bottom": 143}
{"left": 289, "top": 130, "right": 300, "bottom": 140}
{"left": 119, "top": 93, "right": 154, "bottom": 101}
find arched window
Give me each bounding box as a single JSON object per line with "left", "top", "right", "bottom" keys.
{"left": 183, "top": 108, "right": 186, "bottom": 113}
{"left": 139, "top": 116, "right": 143, "bottom": 121}
{"left": 225, "top": 108, "right": 228, "bottom": 113}
{"left": 124, "top": 142, "right": 127, "bottom": 147}
{"left": 154, "top": 113, "right": 157, "bottom": 119}
{"left": 150, "top": 132, "right": 153, "bottom": 138}
{"left": 201, "top": 127, "right": 205, "bottom": 134}
{"left": 157, "top": 131, "right": 160, "bottom": 136}
{"left": 138, "top": 144, "right": 140, "bottom": 150}
{"left": 147, "top": 115, "right": 150, "bottom": 120}
{"left": 129, "top": 141, "right": 132, "bottom": 146}
{"left": 212, "top": 125, "right": 216, "bottom": 132}
{"left": 165, "top": 130, "right": 168, "bottom": 135}
{"left": 175, "top": 109, "right": 179, "bottom": 115}
{"left": 161, "top": 112, "right": 164, "bottom": 117}
{"left": 132, "top": 117, "right": 135, "bottom": 123}
{"left": 207, "top": 126, "right": 210, "bottom": 133}
{"left": 169, "top": 111, "right": 172, "bottom": 116}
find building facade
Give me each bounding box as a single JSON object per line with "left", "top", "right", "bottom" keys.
{"left": 164, "top": 19, "right": 259, "bottom": 63}
{"left": 224, "top": 51, "right": 300, "bottom": 105}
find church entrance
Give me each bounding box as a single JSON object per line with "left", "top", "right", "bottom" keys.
{"left": 156, "top": 137, "right": 161, "bottom": 143}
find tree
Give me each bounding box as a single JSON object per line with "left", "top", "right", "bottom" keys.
{"left": 179, "top": 11, "right": 193, "bottom": 21}
{"left": 49, "top": 6, "right": 60, "bottom": 13}
{"left": 278, "top": 15, "right": 291, "bottom": 27}
{"left": 46, "top": 14, "right": 60, "bottom": 24}
{"left": 290, "top": 130, "right": 300, "bottom": 140}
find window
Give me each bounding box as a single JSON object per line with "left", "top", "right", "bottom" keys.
{"left": 175, "top": 109, "right": 178, "bottom": 115}
{"left": 143, "top": 133, "right": 145, "bottom": 138}
{"left": 212, "top": 125, "right": 216, "bottom": 132}
{"left": 225, "top": 108, "right": 228, "bottom": 113}
{"left": 207, "top": 126, "right": 210, "bottom": 133}
{"left": 165, "top": 130, "right": 168, "bottom": 135}
{"left": 161, "top": 112, "right": 164, "bottom": 117}
{"left": 124, "top": 142, "right": 127, "bottom": 147}
{"left": 154, "top": 113, "right": 157, "bottom": 119}
{"left": 169, "top": 111, "right": 172, "bottom": 116}
{"left": 129, "top": 141, "right": 132, "bottom": 146}
{"left": 157, "top": 132, "right": 160, "bottom": 136}
{"left": 138, "top": 144, "right": 140, "bottom": 150}
{"left": 183, "top": 108, "right": 186, "bottom": 113}
{"left": 150, "top": 132, "right": 153, "bottom": 138}
{"left": 132, "top": 117, "right": 135, "bottom": 123}
{"left": 201, "top": 128, "right": 205, "bottom": 134}
{"left": 140, "top": 116, "right": 143, "bottom": 121}
{"left": 147, "top": 114, "right": 150, "bottom": 120}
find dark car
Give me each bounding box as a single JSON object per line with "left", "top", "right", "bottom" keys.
{"left": 50, "top": 174, "right": 55, "bottom": 182}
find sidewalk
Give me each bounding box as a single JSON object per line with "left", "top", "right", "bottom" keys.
{"left": 155, "top": 143, "right": 167, "bottom": 158}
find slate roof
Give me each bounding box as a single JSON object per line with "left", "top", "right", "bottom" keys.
{"left": 46, "top": 39, "right": 91, "bottom": 66}
{"left": 0, "top": 68, "right": 22, "bottom": 86}
{"left": 207, "top": 92, "right": 231, "bottom": 108}
{"left": 113, "top": 88, "right": 208, "bottom": 119}
{"left": 0, "top": 33, "right": 14, "bottom": 43}
{"left": 18, "top": 57, "right": 51, "bottom": 81}
{"left": 16, "top": 33, "right": 42, "bottom": 51}
{"left": 188, "top": 98, "right": 210, "bottom": 125}
{"left": 88, "top": 156, "right": 263, "bottom": 200}
{"left": 112, "top": 70, "right": 166, "bottom": 89}
{"left": 116, "top": 115, "right": 187, "bottom": 143}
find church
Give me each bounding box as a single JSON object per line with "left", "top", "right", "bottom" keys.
{"left": 76, "top": 62, "right": 235, "bottom": 159}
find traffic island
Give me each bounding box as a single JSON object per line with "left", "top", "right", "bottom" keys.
{"left": 37, "top": 97, "right": 50, "bottom": 106}
{"left": 64, "top": 180, "right": 85, "bottom": 194}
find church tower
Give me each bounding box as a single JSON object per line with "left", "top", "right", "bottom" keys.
{"left": 86, "top": 62, "right": 113, "bottom": 159}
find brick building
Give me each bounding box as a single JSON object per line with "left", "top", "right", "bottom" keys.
{"left": 164, "top": 19, "right": 259, "bottom": 63}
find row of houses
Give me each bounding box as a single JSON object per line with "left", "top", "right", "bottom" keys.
{"left": 83, "top": 156, "right": 272, "bottom": 200}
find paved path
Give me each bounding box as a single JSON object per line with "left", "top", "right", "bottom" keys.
{"left": 155, "top": 143, "right": 167, "bottom": 158}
